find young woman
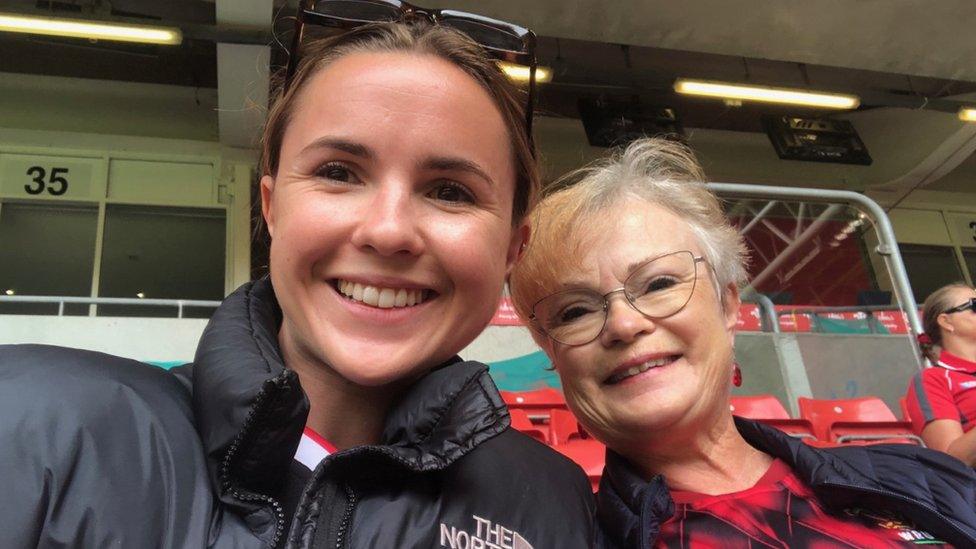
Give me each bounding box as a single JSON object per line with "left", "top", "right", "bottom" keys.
{"left": 1, "top": 17, "right": 594, "bottom": 549}
{"left": 510, "top": 137, "right": 976, "bottom": 548}
{"left": 905, "top": 283, "right": 976, "bottom": 466}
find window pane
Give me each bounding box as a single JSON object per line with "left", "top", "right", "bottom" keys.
{"left": 963, "top": 249, "right": 976, "bottom": 285}
{"left": 899, "top": 244, "right": 964, "bottom": 303}
{"left": 97, "top": 205, "right": 225, "bottom": 318}
{"left": 0, "top": 201, "right": 97, "bottom": 315}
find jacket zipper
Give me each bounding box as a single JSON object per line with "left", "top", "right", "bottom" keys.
{"left": 219, "top": 374, "right": 290, "bottom": 547}
{"left": 334, "top": 484, "right": 357, "bottom": 549}
{"left": 820, "top": 481, "right": 973, "bottom": 543}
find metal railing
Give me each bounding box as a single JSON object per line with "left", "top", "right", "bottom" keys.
{"left": 0, "top": 295, "right": 221, "bottom": 318}
{"left": 707, "top": 182, "right": 924, "bottom": 370}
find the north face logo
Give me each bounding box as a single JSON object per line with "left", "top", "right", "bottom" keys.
{"left": 439, "top": 514, "right": 533, "bottom": 549}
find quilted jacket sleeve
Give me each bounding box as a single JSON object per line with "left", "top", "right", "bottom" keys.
{"left": 0, "top": 344, "right": 219, "bottom": 549}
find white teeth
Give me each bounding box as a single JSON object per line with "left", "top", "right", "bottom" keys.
{"left": 607, "top": 356, "right": 678, "bottom": 384}
{"left": 377, "top": 288, "right": 395, "bottom": 308}
{"left": 337, "top": 280, "right": 429, "bottom": 309}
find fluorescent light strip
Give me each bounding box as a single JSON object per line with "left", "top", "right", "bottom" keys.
{"left": 498, "top": 61, "right": 552, "bottom": 83}
{"left": 674, "top": 79, "right": 859, "bottom": 109}
{"left": 0, "top": 13, "right": 182, "bottom": 45}
{"left": 959, "top": 108, "right": 976, "bottom": 122}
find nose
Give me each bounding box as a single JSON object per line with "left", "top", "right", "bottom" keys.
{"left": 598, "top": 293, "right": 656, "bottom": 347}
{"left": 349, "top": 183, "right": 425, "bottom": 257}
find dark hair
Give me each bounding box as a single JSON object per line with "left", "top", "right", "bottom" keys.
{"left": 920, "top": 282, "right": 973, "bottom": 362}
{"left": 260, "top": 21, "right": 539, "bottom": 224}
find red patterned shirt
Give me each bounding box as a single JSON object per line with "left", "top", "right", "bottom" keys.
{"left": 905, "top": 350, "right": 976, "bottom": 434}
{"left": 657, "top": 459, "right": 950, "bottom": 548}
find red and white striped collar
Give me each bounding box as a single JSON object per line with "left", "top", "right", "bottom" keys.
{"left": 294, "top": 427, "right": 337, "bottom": 471}
{"left": 937, "top": 350, "right": 976, "bottom": 374}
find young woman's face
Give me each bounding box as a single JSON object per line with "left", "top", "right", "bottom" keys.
{"left": 262, "top": 51, "right": 525, "bottom": 387}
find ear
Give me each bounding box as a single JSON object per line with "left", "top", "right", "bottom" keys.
{"left": 505, "top": 219, "right": 531, "bottom": 275}
{"left": 722, "top": 283, "right": 741, "bottom": 336}
{"left": 260, "top": 174, "right": 276, "bottom": 238}
{"left": 937, "top": 312, "right": 954, "bottom": 334}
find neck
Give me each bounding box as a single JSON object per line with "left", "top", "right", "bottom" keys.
{"left": 619, "top": 412, "right": 773, "bottom": 495}
{"left": 278, "top": 323, "right": 405, "bottom": 450}
{"left": 944, "top": 337, "right": 976, "bottom": 363}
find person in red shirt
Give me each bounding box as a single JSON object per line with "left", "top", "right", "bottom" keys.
{"left": 905, "top": 283, "right": 976, "bottom": 466}
{"left": 509, "top": 137, "right": 976, "bottom": 547}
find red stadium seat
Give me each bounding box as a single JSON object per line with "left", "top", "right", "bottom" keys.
{"left": 553, "top": 439, "right": 605, "bottom": 492}
{"left": 549, "top": 408, "right": 586, "bottom": 445}
{"left": 797, "top": 397, "right": 923, "bottom": 446}
{"left": 501, "top": 388, "right": 567, "bottom": 410}
{"left": 508, "top": 408, "right": 548, "bottom": 444}
{"left": 730, "top": 395, "right": 791, "bottom": 419}
{"left": 730, "top": 395, "right": 817, "bottom": 441}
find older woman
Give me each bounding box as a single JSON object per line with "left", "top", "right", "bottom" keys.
{"left": 510, "top": 137, "right": 976, "bottom": 548}
{"left": 0, "top": 11, "right": 594, "bottom": 549}
{"left": 905, "top": 283, "right": 976, "bottom": 466}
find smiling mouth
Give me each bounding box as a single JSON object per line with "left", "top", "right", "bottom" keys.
{"left": 605, "top": 355, "right": 681, "bottom": 385}
{"left": 334, "top": 279, "right": 433, "bottom": 309}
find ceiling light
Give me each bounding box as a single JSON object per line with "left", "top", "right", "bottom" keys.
{"left": 0, "top": 12, "right": 182, "bottom": 45}
{"left": 959, "top": 108, "right": 976, "bottom": 122}
{"left": 674, "top": 79, "right": 859, "bottom": 109}
{"left": 4, "top": 289, "right": 14, "bottom": 296}
{"left": 498, "top": 61, "right": 552, "bottom": 83}
{"left": 136, "top": 292, "right": 146, "bottom": 299}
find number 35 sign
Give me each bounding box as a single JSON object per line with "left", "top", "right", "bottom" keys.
{"left": 1, "top": 154, "right": 96, "bottom": 200}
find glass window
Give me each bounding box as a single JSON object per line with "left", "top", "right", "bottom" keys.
{"left": 963, "top": 249, "right": 976, "bottom": 285}
{"left": 0, "top": 201, "right": 98, "bottom": 315}
{"left": 899, "top": 244, "right": 965, "bottom": 303}
{"left": 97, "top": 205, "right": 225, "bottom": 318}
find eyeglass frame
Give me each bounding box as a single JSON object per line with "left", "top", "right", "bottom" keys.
{"left": 286, "top": 0, "right": 538, "bottom": 135}
{"left": 945, "top": 297, "right": 976, "bottom": 315}
{"left": 528, "top": 251, "right": 708, "bottom": 347}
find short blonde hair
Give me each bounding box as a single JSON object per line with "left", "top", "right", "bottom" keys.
{"left": 510, "top": 137, "right": 748, "bottom": 323}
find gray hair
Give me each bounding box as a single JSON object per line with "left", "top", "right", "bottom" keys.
{"left": 510, "top": 137, "right": 748, "bottom": 321}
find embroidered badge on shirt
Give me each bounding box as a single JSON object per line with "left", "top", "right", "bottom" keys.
{"left": 843, "top": 508, "right": 946, "bottom": 545}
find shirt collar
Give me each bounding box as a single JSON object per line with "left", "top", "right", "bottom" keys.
{"left": 938, "top": 350, "right": 976, "bottom": 374}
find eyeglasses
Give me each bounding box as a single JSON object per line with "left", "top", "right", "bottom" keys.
{"left": 945, "top": 298, "right": 976, "bottom": 315}
{"left": 287, "top": 0, "right": 538, "bottom": 134}
{"left": 529, "top": 251, "right": 706, "bottom": 346}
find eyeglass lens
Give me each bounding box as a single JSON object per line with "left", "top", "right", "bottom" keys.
{"left": 534, "top": 251, "right": 698, "bottom": 345}
{"left": 308, "top": 0, "right": 401, "bottom": 22}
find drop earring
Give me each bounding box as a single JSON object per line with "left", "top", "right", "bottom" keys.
{"left": 732, "top": 362, "right": 743, "bottom": 387}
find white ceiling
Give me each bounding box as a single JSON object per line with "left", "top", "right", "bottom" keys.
{"left": 424, "top": 0, "right": 976, "bottom": 82}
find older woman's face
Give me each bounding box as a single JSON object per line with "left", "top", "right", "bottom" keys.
{"left": 544, "top": 201, "right": 739, "bottom": 449}
{"left": 940, "top": 286, "right": 976, "bottom": 342}
{"left": 262, "top": 52, "right": 524, "bottom": 387}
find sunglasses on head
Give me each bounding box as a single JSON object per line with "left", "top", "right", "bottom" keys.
{"left": 286, "top": 0, "right": 538, "bottom": 134}
{"left": 945, "top": 298, "right": 976, "bottom": 315}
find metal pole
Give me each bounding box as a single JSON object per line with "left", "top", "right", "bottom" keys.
{"left": 741, "top": 290, "right": 780, "bottom": 333}
{"left": 708, "top": 182, "right": 924, "bottom": 370}
{"left": 747, "top": 203, "right": 844, "bottom": 291}
{"left": 740, "top": 201, "right": 778, "bottom": 236}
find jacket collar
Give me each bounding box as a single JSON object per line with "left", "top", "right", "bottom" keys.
{"left": 191, "top": 277, "right": 510, "bottom": 498}
{"left": 596, "top": 417, "right": 976, "bottom": 548}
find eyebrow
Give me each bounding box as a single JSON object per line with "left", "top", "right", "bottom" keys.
{"left": 422, "top": 156, "right": 495, "bottom": 186}
{"left": 300, "top": 137, "right": 374, "bottom": 159}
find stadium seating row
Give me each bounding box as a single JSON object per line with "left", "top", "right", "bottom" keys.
{"left": 502, "top": 389, "right": 924, "bottom": 491}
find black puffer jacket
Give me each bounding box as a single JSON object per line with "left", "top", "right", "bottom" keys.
{"left": 0, "top": 344, "right": 255, "bottom": 548}
{"left": 182, "top": 277, "right": 595, "bottom": 548}
{"left": 1, "top": 278, "right": 595, "bottom": 548}
{"left": 596, "top": 417, "right": 976, "bottom": 548}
